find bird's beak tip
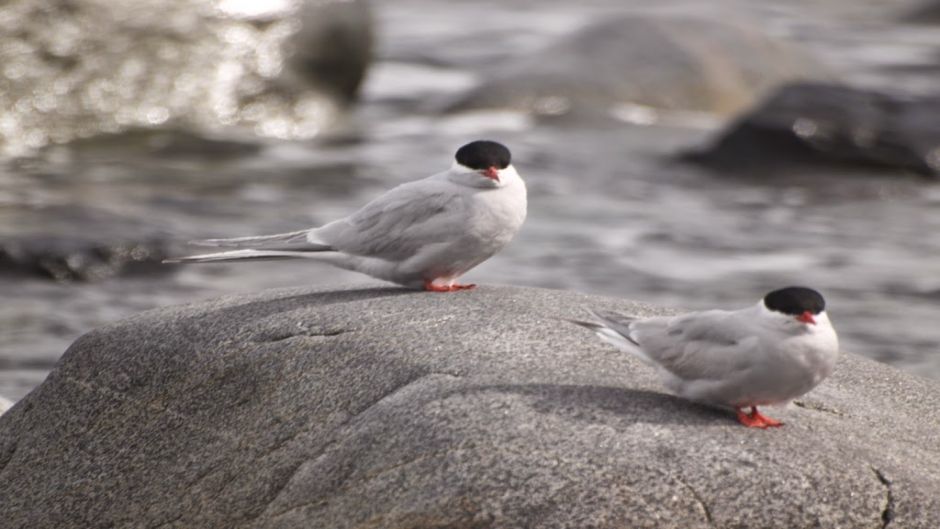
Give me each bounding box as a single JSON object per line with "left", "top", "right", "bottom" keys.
{"left": 797, "top": 311, "right": 816, "bottom": 325}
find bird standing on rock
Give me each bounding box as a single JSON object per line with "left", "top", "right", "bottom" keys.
{"left": 165, "top": 140, "right": 527, "bottom": 292}
{"left": 572, "top": 287, "right": 839, "bottom": 428}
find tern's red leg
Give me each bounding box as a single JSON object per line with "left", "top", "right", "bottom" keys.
{"left": 750, "top": 407, "right": 783, "bottom": 427}
{"left": 735, "top": 407, "right": 783, "bottom": 428}
{"left": 423, "top": 280, "right": 476, "bottom": 292}
{"left": 735, "top": 408, "right": 765, "bottom": 428}
{"left": 423, "top": 280, "right": 453, "bottom": 292}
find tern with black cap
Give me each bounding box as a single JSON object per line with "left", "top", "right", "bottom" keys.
{"left": 165, "top": 140, "right": 526, "bottom": 292}
{"left": 571, "top": 287, "right": 839, "bottom": 428}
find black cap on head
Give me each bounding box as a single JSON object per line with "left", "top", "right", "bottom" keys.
{"left": 763, "top": 286, "right": 825, "bottom": 316}
{"left": 455, "top": 140, "right": 511, "bottom": 171}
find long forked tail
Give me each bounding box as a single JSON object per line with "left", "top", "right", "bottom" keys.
{"left": 190, "top": 229, "right": 332, "bottom": 251}
{"left": 165, "top": 228, "right": 336, "bottom": 263}
{"left": 163, "top": 249, "right": 331, "bottom": 264}
{"left": 568, "top": 309, "right": 653, "bottom": 364}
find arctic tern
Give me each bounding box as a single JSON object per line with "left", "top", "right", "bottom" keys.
{"left": 572, "top": 287, "right": 839, "bottom": 428}
{"left": 165, "top": 140, "right": 527, "bottom": 291}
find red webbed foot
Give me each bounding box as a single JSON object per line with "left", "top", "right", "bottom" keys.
{"left": 423, "top": 281, "right": 476, "bottom": 292}
{"left": 423, "top": 281, "right": 452, "bottom": 292}
{"left": 735, "top": 407, "right": 784, "bottom": 428}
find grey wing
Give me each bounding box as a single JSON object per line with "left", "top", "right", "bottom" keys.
{"left": 631, "top": 310, "right": 761, "bottom": 381}
{"left": 313, "top": 179, "right": 465, "bottom": 261}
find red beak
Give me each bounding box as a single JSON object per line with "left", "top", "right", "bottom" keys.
{"left": 482, "top": 167, "right": 500, "bottom": 181}
{"left": 796, "top": 311, "right": 816, "bottom": 325}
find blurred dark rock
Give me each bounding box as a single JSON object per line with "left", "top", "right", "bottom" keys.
{"left": 900, "top": 1, "right": 940, "bottom": 23}
{"left": 1, "top": 285, "right": 939, "bottom": 528}
{"left": 0, "top": 0, "right": 373, "bottom": 157}
{"left": 0, "top": 235, "right": 172, "bottom": 282}
{"left": 686, "top": 82, "right": 940, "bottom": 177}
{"left": 289, "top": 0, "right": 374, "bottom": 104}
{"left": 0, "top": 206, "right": 173, "bottom": 282}
{"left": 448, "top": 14, "right": 830, "bottom": 118}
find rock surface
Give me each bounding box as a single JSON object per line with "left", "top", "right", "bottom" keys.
{"left": 686, "top": 82, "right": 940, "bottom": 177}
{"left": 0, "top": 0, "right": 373, "bottom": 157}
{"left": 449, "top": 14, "right": 829, "bottom": 118}
{"left": 1, "top": 285, "right": 939, "bottom": 528}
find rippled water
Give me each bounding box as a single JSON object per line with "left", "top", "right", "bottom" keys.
{"left": 3, "top": 0, "right": 940, "bottom": 400}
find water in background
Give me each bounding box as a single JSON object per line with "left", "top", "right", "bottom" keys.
{"left": 3, "top": 0, "right": 940, "bottom": 399}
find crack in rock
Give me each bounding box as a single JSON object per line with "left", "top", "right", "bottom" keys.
{"left": 793, "top": 399, "right": 845, "bottom": 417}
{"left": 673, "top": 475, "right": 715, "bottom": 528}
{"left": 242, "top": 372, "right": 463, "bottom": 526}
{"left": 0, "top": 441, "right": 16, "bottom": 477}
{"left": 268, "top": 447, "right": 468, "bottom": 522}
{"left": 871, "top": 466, "right": 895, "bottom": 529}
{"left": 253, "top": 327, "right": 352, "bottom": 344}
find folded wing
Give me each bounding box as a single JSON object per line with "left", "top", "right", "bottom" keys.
{"left": 313, "top": 180, "right": 464, "bottom": 262}
{"left": 627, "top": 310, "right": 761, "bottom": 382}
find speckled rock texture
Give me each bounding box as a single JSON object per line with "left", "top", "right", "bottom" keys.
{"left": 0, "top": 285, "right": 938, "bottom": 528}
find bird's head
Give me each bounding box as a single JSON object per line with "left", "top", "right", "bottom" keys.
{"left": 451, "top": 140, "right": 514, "bottom": 188}
{"left": 762, "top": 286, "right": 827, "bottom": 329}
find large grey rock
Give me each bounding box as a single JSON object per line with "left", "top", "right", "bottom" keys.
{"left": 1, "top": 285, "right": 938, "bottom": 528}
{"left": 0, "top": 0, "right": 373, "bottom": 157}
{"left": 449, "top": 14, "right": 830, "bottom": 118}
{"left": 686, "top": 82, "right": 940, "bottom": 177}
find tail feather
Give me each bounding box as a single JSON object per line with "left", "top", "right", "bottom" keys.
{"left": 190, "top": 229, "right": 332, "bottom": 251}
{"left": 569, "top": 309, "right": 653, "bottom": 364}
{"left": 163, "top": 249, "right": 331, "bottom": 264}
{"left": 586, "top": 309, "right": 640, "bottom": 347}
